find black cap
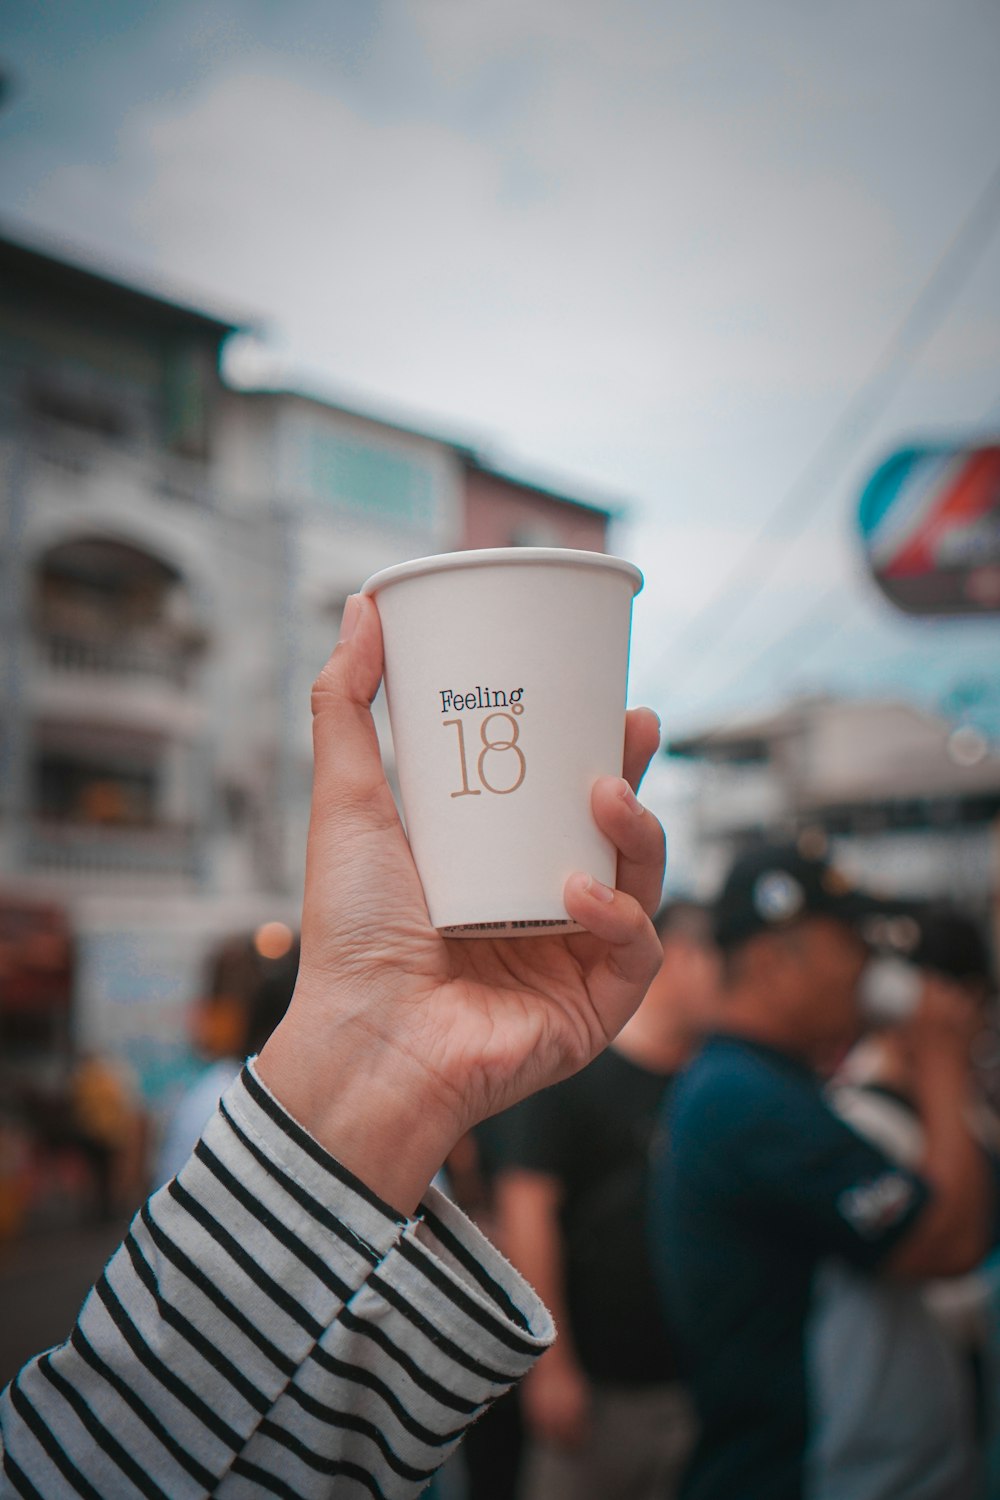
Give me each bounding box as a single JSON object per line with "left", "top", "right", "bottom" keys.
{"left": 713, "top": 842, "right": 884, "bottom": 952}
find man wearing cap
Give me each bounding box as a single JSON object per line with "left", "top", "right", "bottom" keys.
{"left": 649, "top": 843, "right": 993, "bottom": 1500}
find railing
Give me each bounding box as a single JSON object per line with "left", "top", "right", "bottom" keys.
{"left": 34, "top": 433, "right": 94, "bottom": 478}
{"left": 37, "top": 634, "right": 193, "bottom": 687}
{"left": 30, "top": 423, "right": 214, "bottom": 507}
{"left": 24, "top": 824, "right": 201, "bottom": 882}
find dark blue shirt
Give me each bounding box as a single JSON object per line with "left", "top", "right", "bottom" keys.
{"left": 649, "top": 1035, "right": 930, "bottom": 1500}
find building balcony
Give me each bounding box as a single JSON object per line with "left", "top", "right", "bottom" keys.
{"left": 22, "top": 823, "right": 201, "bottom": 884}
{"left": 28, "top": 619, "right": 207, "bottom": 738}
{"left": 28, "top": 653, "right": 206, "bottom": 739}
{"left": 32, "top": 425, "right": 96, "bottom": 480}
{"left": 37, "top": 632, "right": 194, "bottom": 688}
{"left": 30, "top": 422, "right": 214, "bottom": 509}
{"left": 28, "top": 534, "right": 209, "bottom": 724}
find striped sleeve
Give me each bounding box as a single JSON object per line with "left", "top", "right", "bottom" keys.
{"left": 0, "top": 1062, "right": 554, "bottom": 1499}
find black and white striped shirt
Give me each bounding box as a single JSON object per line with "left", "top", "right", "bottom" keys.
{"left": 1, "top": 1063, "right": 553, "bottom": 1497}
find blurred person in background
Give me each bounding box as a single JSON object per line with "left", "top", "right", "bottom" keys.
{"left": 651, "top": 843, "right": 994, "bottom": 1500}
{"left": 497, "top": 900, "right": 719, "bottom": 1500}
{"left": 68, "top": 1049, "right": 147, "bottom": 1223}
{"left": 832, "top": 905, "right": 1000, "bottom": 1495}
{"left": 152, "top": 930, "right": 299, "bottom": 1189}
{"left": 441, "top": 1116, "right": 530, "bottom": 1500}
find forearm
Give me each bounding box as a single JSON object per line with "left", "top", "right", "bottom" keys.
{"left": 917, "top": 1054, "right": 991, "bottom": 1256}
{"left": 893, "top": 1053, "right": 992, "bottom": 1277}
{"left": 497, "top": 1174, "right": 579, "bottom": 1366}
{"left": 1, "top": 1066, "right": 553, "bottom": 1498}
{"left": 494, "top": 1168, "right": 594, "bottom": 1447}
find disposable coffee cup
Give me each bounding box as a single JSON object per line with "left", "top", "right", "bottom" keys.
{"left": 361, "top": 547, "right": 643, "bottom": 937}
{"left": 858, "top": 957, "right": 922, "bottom": 1025}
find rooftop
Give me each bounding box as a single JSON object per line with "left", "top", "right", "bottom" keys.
{"left": 0, "top": 224, "right": 247, "bottom": 340}
{"left": 463, "top": 451, "right": 623, "bottom": 520}
{"left": 233, "top": 385, "right": 624, "bottom": 519}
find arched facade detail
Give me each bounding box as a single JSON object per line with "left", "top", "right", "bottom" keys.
{"left": 30, "top": 531, "right": 209, "bottom": 685}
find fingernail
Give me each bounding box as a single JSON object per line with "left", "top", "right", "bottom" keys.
{"left": 585, "top": 875, "right": 615, "bottom": 903}
{"left": 620, "top": 779, "right": 644, "bottom": 816}
{"left": 339, "top": 594, "right": 362, "bottom": 645}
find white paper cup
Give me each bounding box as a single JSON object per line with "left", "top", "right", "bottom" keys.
{"left": 361, "top": 547, "right": 643, "bottom": 937}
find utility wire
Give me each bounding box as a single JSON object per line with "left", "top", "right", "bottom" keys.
{"left": 659, "top": 378, "right": 1000, "bottom": 741}
{"left": 663, "top": 386, "right": 1000, "bottom": 734}
{"left": 665, "top": 583, "right": 846, "bottom": 744}
{"left": 642, "top": 155, "right": 1000, "bottom": 705}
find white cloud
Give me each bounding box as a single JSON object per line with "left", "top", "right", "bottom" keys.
{"left": 23, "top": 25, "right": 910, "bottom": 468}
{"left": 12, "top": 0, "right": 1000, "bottom": 735}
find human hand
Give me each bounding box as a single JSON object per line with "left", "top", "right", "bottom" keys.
{"left": 522, "top": 1347, "right": 592, "bottom": 1449}
{"left": 889, "top": 973, "right": 992, "bottom": 1278}
{"left": 904, "top": 974, "right": 979, "bottom": 1065}
{"left": 257, "top": 592, "right": 665, "bottom": 1211}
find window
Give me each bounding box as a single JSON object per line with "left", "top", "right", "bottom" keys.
{"left": 301, "top": 428, "right": 436, "bottom": 531}
{"left": 34, "top": 753, "right": 159, "bottom": 827}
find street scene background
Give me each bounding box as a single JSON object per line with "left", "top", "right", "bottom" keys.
{"left": 1, "top": 0, "right": 999, "bottom": 1423}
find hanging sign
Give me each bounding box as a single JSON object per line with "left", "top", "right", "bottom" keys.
{"left": 858, "top": 443, "right": 1000, "bottom": 614}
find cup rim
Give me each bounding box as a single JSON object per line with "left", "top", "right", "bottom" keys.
{"left": 361, "top": 546, "right": 643, "bottom": 598}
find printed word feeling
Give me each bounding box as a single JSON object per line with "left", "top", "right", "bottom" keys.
{"left": 439, "top": 686, "right": 524, "bottom": 714}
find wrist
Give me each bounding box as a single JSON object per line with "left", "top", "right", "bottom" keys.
{"left": 256, "top": 985, "right": 462, "bottom": 1216}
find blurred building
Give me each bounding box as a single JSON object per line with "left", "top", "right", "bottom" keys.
{"left": 460, "top": 454, "right": 610, "bottom": 552}
{"left": 215, "top": 391, "right": 614, "bottom": 877}
{"left": 0, "top": 228, "right": 615, "bottom": 1099}
{"left": 212, "top": 385, "right": 466, "bottom": 896}
{"left": 0, "top": 234, "right": 260, "bottom": 1097}
{"left": 668, "top": 695, "right": 1000, "bottom": 945}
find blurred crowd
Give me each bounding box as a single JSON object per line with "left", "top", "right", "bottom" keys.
{"left": 0, "top": 928, "right": 301, "bottom": 1245}
{"left": 3, "top": 837, "right": 999, "bottom": 1500}
{"left": 436, "top": 841, "right": 1000, "bottom": 1500}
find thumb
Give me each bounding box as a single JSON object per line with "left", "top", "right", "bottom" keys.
{"left": 310, "top": 593, "right": 392, "bottom": 819}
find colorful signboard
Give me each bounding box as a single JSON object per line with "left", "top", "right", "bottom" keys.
{"left": 858, "top": 443, "right": 1000, "bottom": 615}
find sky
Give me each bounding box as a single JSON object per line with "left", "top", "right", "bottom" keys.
{"left": 3, "top": 0, "right": 999, "bottom": 786}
